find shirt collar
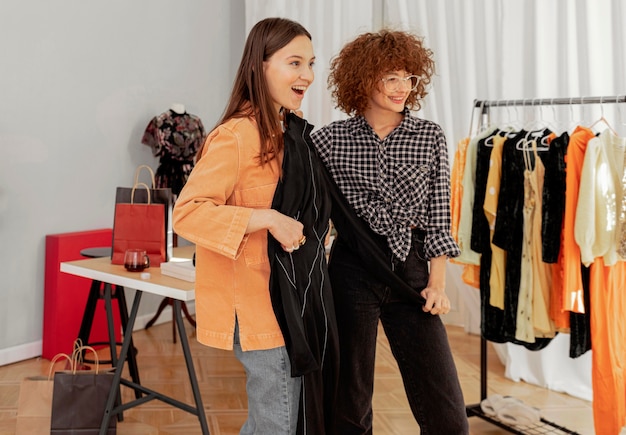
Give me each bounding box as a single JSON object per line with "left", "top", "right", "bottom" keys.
{"left": 348, "top": 108, "right": 422, "bottom": 136}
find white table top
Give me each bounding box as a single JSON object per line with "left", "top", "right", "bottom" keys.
{"left": 60, "top": 245, "right": 196, "bottom": 301}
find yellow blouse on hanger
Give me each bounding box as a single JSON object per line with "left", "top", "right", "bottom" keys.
{"left": 483, "top": 135, "right": 507, "bottom": 309}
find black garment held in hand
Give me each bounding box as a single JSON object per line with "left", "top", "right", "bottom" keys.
{"left": 268, "top": 113, "right": 339, "bottom": 434}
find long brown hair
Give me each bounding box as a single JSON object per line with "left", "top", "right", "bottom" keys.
{"left": 197, "top": 17, "right": 312, "bottom": 164}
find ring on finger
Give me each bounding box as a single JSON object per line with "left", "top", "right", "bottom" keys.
{"left": 298, "top": 235, "right": 306, "bottom": 246}
{"left": 292, "top": 245, "right": 299, "bottom": 251}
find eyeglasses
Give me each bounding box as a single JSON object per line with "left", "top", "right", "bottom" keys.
{"left": 381, "top": 75, "right": 419, "bottom": 92}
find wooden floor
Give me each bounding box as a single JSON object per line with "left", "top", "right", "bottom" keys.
{"left": 0, "top": 320, "right": 595, "bottom": 434}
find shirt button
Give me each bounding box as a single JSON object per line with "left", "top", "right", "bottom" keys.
{"left": 385, "top": 197, "right": 391, "bottom": 203}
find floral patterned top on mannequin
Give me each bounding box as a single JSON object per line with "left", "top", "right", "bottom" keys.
{"left": 141, "top": 107, "right": 205, "bottom": 196}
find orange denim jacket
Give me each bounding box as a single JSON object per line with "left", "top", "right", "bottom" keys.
{"left": 173, "top": 115, "right": 285, "bottom": 351}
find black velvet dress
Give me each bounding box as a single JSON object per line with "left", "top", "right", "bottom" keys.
{"left": 490, "top": 129, "right": 553, "bottom": 350}
{"left": 540, "top": 130, "right": 590, "bottom": 358}
{"left": 541, "top": 131, "right": 569, "bottom": 263}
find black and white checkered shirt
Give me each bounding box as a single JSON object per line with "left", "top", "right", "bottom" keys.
{"left": 310, "top": 109, "right": 460, "bottom": 262}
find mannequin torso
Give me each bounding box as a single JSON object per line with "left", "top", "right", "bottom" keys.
{"left": 170, "top": 103, "right": 186, "bottom": 114}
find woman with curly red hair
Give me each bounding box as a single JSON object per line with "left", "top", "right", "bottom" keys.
{"left": 310, "top": 30, "right": 469, "bottom": 434}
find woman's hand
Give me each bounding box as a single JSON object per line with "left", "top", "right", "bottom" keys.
{"left": 420, "top": 255, "right": 450, "bottom": 315}
{"left": 420, "top": 285, "right": 451, "bottom": 315}
{"left": 269, "top": 213, "right": 305, "bottom": 252}
{"left": 248, "top": 209, "right": 305, "bottom": 252}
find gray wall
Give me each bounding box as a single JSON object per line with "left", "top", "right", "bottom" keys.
{"left": 0, "top": 0, "right": 245, "bottom": 364}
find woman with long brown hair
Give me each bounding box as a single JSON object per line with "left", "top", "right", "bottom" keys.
{"left": 173, "top": 17, "right": 316, "bottom": 434}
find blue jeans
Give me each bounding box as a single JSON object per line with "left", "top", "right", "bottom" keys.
{"left": 234, "top": 319, "right": 301, "bottom": 435}
{"left": 328, "top": 233, "right": 469, "bottom": 435}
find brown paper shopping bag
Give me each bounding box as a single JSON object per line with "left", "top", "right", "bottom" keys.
{"left": 15, "top": 353, "right": 72, "bottom": 434}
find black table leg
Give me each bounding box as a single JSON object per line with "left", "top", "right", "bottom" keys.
{"left": 115, "top": 286, "right": 141, "bottom": 398}
{"left": 174, "top": 299, "right": 209, "bottom": 434}
{"left": 100, "top": 290, "right": 143, "bottom": 435}
{"left": 99, "top": 294, "right": 209, "bottom": 435}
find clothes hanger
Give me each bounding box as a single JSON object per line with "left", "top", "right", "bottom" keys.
{"left": 619, "top": 95, "right": 626, "bottom": 133}
{"left": 483, "top": 101, "right": 504, "bottom": 147}
{"left": 545, "top": 98, "right": 558, "bottom": 131}
{"left": 510, "top": 101, "right": 525, "bottom": 135}
{"left": 483, "top": 100, "right": 519, "bottom": 147}
{"left": 536, "top": 99, "right": 557, "bottom": 147}
{"left": 502, "top": 99, "right": 522, "bottom": 134}
{"left": 549, "top": 98, "right": 566, "bottom": 134}
{"left": 467, "top": 100, "right": 480, "bottom": 139}
{"left": 516, "top": 99, "right": 550, "bottom": 151}
{"left": 517, "top": 132, "right": 550, "bottom": 151}
{"left": 516, "top": 99, "right": 535, "bottom": 151}
{"left": 478, "top": 99, "right": 492, "bottom": 133}
{"left": 468, "top": 99, "right": 490, "bottom": 138}
{"left": 587, "top": 97, "right": 618, "bottom": 136}
{"left": 565, "top": 97, "right": 578, "bottom": 134}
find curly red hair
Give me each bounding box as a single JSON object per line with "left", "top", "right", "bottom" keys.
{"left": 328, "top": 29, "right": 435, "bottom": 115}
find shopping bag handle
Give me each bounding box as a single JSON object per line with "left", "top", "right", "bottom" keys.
{"left": 134, "top": 165, "right": 156, "bottom": 188}
{"left": 72, "top": 345, "right": 99, "bottom": 374}
{"left": 131, "top": 182, "right": 151, "bottom": 204}
{"left": 70, "top": 338, "right": 86, "bottom": 368}
{"left": 47, "top": 353, "right": 74, "bottom": 380}
{"left": 47, "top": 344, "right": 100, "bottom": 378}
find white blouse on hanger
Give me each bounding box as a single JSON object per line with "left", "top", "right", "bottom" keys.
{"left": 574, "top": 128, "right": 626, "bottom": 266}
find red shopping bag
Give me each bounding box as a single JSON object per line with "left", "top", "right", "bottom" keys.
{"left": 111, "top": 182, "right": 166, "bottom": 266}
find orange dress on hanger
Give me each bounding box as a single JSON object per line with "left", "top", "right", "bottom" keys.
{"left": 589, "top": 259, "right": 626, "bottom": 435}
{"left": 575, "top": 128, "right": 626, "bottom": 435}
{"left": 559, "top": 126, "right": 595, "bottom": 314}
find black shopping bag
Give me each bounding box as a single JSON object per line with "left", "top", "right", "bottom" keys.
{"left": 50, "top": 346, "right": 117, "bottom": 434}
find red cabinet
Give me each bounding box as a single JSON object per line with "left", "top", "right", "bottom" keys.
{"left": 43, "top": 229, "right": 120, "bottom": 359}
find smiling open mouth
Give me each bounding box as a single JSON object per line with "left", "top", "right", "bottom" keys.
{"left": 292, "top": 86, "right": 306, "bottom": 95}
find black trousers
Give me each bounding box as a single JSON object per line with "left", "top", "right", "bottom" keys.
{"left": 328, "top": 233, "right": 469, "bottom": 435}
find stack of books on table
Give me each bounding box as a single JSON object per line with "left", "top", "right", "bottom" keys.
{"left": 160, "top": 257, "right": 195, "bottom": 282}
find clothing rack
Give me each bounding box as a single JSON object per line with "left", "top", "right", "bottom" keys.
{"left": 462, "top": 95, "right": 624, "bottom": 434}
{"left": 475, "top": 95, "right": 626, "bottom": 109}
{"left": 471, "top": 95, "right": 626, "bottom": 138}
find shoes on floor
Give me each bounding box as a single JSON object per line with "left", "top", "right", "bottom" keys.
{"left": 480, "top": 394, "right": 542, "bottom": 426}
